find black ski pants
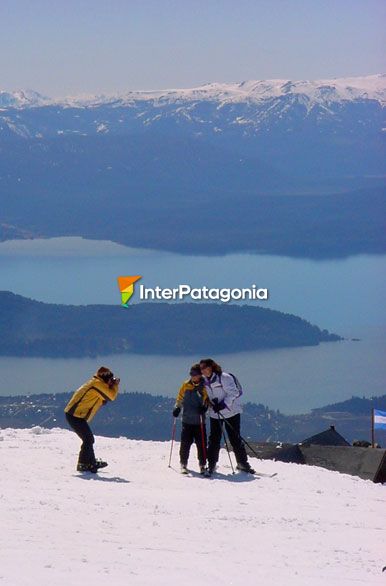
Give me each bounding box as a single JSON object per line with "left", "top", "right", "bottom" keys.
{"left": 179, "top": 422, "right": 207, "bottom": 466}
{"left": 207, "top": 413, "right": 248, "bottom": 468}
{"left": 65, "top": 412, "right": 96, "bottom": 466}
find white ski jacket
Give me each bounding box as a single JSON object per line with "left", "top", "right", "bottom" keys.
{"left": 204, "top": 372, "right": 242, "bottom": 419}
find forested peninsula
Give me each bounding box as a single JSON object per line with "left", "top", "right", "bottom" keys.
{"left": 0, "top": 291, "right": 341, "bottom": 357}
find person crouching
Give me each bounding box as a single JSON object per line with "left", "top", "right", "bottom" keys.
{"left": 173, "top": 364, "right": 208, "bottom": 474}
{"left": 64, "top": 366, "right": 120, "bottom": 473}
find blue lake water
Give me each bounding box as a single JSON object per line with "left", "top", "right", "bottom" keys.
{"left": 0, "top": 237, "right": 385, "bottom": 412}
{"left": 0, "top": 330, "right": 385, "bottom": 414}
{"left": 0, "top": 236, "right": 385, "bottom": 332}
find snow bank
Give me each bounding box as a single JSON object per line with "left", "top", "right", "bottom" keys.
{"left": 0, "top": 428, "right": 385, "bottom": 586}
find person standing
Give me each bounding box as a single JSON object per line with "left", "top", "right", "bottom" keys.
{"left": 173, "top": 364, "right": 208, "bottom": 474}
{"left": 64, "top": 366, "right": 120, "bottom": 473}
{"left": 199, "top": 358, "right": 255, "bottom": 475}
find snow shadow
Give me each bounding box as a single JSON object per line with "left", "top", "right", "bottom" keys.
{"left": 73, "top": 474, "right": 130, "bottom": 483}
{"left": 206, "top": 471, "right": 257, "bottom": 483}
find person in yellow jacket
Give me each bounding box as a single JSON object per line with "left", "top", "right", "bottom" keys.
{"left": 65, "top": 366, "right": 120, "bottom": 473}
{"left": 173, "top": 364, "right": 209, "bottom": 474}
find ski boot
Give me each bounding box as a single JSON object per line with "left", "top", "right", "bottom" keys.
{"left": 236, "top": 462, "right": 255, "bottom": 474}
{"left": 95, "top": 458, "right": 108, "bottom": 469}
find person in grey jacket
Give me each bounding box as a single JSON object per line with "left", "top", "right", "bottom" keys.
{"left": 200, "top": 358, "right": 255, "bottom": 475}
{"left": 173, "top": 364, "right": 209, "bottom": 474}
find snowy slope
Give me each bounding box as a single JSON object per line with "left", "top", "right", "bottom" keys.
{"left": 0, "top": 428, "right": 385, "bottom": 586}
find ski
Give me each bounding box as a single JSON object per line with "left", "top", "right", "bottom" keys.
{"left": 236, "top": 466, "right": 278, "bottom": 478}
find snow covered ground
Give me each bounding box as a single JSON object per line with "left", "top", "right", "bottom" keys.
{"left": 0, "top": 427, "right": 385, "bottom": 586}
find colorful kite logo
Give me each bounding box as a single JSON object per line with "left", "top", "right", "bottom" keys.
{"left": 117, "top": 276, "right": 142, "bottom": 307}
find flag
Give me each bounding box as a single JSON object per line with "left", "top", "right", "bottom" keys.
{"left": 374, "top": 409, "right": 386, "bottom": 430}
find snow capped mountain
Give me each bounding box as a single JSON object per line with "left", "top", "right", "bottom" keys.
{"left": 0, "top": 74, "right": 385, "bottom": 185}
{"left": 1, "top": 427, "right": 385, "bottom": 585}
{"left": 2, "top": 74, "right": 385, "bottom": 109}
{"left": 0, "top": 74, "right": 385, "bottom": 144}
{"left": 66, "top": 73, "right": 386, "bottom": 108}
{"left": 0, "top": 89, "right": 48, "bottom": 108}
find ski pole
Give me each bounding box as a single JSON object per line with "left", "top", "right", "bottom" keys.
{"left": 199, "top": 415, "right": 207, "bottom": 463}
{"left": 219, "top": 414, "right": 235, "bottom": 474}
{"left": 168, "top": 417, "right": 177, "bottom": 468}
{"left": 217, "top": 411, "right": 260, "bottom": 459}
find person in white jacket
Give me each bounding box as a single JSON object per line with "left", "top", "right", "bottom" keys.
{"left": 199, "top": 358, "right": 255, "bottom": 475}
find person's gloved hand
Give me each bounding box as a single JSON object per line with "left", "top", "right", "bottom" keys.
{"left": 199, "top": 404, "right": 208, "bottom": 414}
{"left": 212, "top": 399, "right": 226, "bottom": 413}
{"left": 173, "top": 407, "right": 181, "bottom": 417}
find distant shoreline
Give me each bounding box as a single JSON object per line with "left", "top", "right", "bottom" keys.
{"left": 1, "top": 219, "right": 386, "bottom": 260}
{"left": 1, "top": 391, "right": 385, "bottom": 444}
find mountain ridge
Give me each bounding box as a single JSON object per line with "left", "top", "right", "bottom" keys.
{"left": 1, "top": 74, "right": 385, "bottom": 109}
{"left": 1, "top": 74, "right": 385, "bottom": 259}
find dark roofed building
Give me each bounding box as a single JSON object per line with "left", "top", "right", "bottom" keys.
{"left": 300, "top": 425, "right": 351, "bottom": 447}
{"left": 245, "top": 426, "right": 386, "bottom": 483}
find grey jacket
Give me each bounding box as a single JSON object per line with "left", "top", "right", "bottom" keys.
{"left": 175, "top": 379, "right": 208, "bottom": 425}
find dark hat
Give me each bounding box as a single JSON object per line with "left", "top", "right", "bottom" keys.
{"left": 96, "top": 366, "right": 114, "bottom": 382}
{"left": 190, "top": 365, "right": 202, "bottom": 377}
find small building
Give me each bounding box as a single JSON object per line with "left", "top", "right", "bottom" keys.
{"left": 300, "top": 425, "right": 350, "bottom": 447}
{"left": 247, "top": 426, "right": 386, "bottom": 483}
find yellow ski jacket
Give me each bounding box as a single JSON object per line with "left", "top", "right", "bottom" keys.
{"left": 64, "top": 375, "right": 119, "bottom": 422}
{"left": 175, "top": 379, "right": 208, "bottom": 425}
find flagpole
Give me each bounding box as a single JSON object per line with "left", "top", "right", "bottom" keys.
{"left": 371, "top": 408, "right": 375, "bottom": 448}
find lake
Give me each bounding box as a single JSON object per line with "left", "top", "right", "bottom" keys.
{"left": 0, "top": 329, "right": 385, "bottom": 414}
{"left": 0, "top": 236, "right": 385, "bottom": 332}
{"left": 0, "top": 237, "right": 385, "bottom": 413}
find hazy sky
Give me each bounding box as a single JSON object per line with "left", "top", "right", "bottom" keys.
{"left": 1, "top": 0, "right": 385, "bottom": 96}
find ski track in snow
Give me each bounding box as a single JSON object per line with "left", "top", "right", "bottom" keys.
{"left": 0, "top": 427, "right": 385, "bottom": 586}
